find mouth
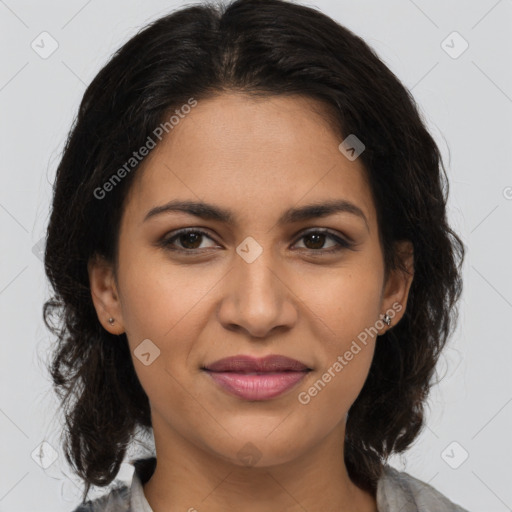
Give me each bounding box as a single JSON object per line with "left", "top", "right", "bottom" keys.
{"left": 201, "top": 355, "right": 312, "bottom": 401}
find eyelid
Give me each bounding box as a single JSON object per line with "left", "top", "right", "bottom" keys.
{"left": 293, "top": 227, "right": 354, "bottom": 245}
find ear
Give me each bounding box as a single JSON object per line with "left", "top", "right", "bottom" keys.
{"left": 379, "top": 240, "right": 414, "bottom": 334}
{"left": 88, "top": 253, "right": 125, "bottom": 335}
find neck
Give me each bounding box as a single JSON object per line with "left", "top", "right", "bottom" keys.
{"left": 142, "top": 415, "right": 377, "bottom": 512}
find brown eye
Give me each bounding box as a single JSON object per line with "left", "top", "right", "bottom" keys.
{"left": 160, "top": 229, "right": 218, "bottom": 252}
{"left": 177, "top": 232, "right": 203, "bottom": 249}
{"left": 292, "top": 229, "right": 353, "bottom": 254}
{"left": 302, "top": 232, "right": 327, "bottom": 250}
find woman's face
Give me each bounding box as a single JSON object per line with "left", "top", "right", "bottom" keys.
{"left": 90, "top": 93, "right": 413, "bottom": 468}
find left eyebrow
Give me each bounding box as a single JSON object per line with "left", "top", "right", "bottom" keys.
{"left": 143, "top": 198, "right": 369, "bottom": 232}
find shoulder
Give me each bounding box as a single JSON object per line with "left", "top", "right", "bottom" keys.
{"left": 377, "top": 464, "right": 470, "bottom": 512}
{"left": 70, "top": 483, "right": 131, "bottom": 512}
{"left": 69, "top": 457, "right": 156, "bottom": 512}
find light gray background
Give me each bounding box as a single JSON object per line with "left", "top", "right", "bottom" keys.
{"left": 1, "top": 0, "right": 511, "bottom": 511}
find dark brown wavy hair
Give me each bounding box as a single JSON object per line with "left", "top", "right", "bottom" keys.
{"left": 43, "top": 0, "right": 465, "bottom": 503}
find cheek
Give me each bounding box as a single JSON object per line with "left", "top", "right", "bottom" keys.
{"left": 117, "top": 246, "right": 214, "bottom": 341}
{"left": 291, "top": 259, "right": 384, "bottom": 340}
{"left": 289, "top": 260, "right": 382, "bottom": 408}
{"left": 296, "top": 299, "right": 379, "bottom": 432}
{"left": 117, "top": 252, "right": 218, "bottom": 397}
{"left": 296, "top": 350, "right": 373, "bottom": 443}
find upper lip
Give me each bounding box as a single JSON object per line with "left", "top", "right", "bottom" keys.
{"left": 203, "top": 355, "right": 311, "bottom": 373}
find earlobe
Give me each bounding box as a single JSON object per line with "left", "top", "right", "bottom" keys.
{"left": 380, "top": 240, "right": 414, "bottom": 332}
{"left": 87, "top": 254, "right": 125, "bottom": 334}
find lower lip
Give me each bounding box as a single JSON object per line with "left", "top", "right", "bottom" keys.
{"left": 204, "top": 371, "right": 309, "bottom": 400}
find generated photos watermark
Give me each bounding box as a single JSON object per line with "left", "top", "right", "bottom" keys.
{"left": 297, "top": 301, "right": 403, "bottom": 405}
{"left": 93, "top": 98, "right": 198, "bottom": 200}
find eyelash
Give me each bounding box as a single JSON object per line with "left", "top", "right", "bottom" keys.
{"left": 159, "top": 228, "right": 354, "bottom": 255}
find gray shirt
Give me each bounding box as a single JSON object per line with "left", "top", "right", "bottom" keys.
{"left": 72, "top": 458, "right": 470, "bottom": 511}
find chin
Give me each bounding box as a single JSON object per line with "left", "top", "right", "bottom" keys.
{"left": 203, "top": 430, "right": 313, "bottom": 469}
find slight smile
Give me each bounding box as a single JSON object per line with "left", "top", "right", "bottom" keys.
{"left": 202, "top": 354, "right": 313, "bottom": 401}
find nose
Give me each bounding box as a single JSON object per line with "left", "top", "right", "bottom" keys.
{"left": 217, "top": 249, "right": 298, "bottom": 339}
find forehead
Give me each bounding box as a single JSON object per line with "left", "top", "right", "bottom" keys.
{"left": 124, "top": 93, "right": 376, "bottom": 230}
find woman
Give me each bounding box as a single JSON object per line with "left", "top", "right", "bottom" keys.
{"left": 43, "top": 0, "right": 468, "bottom": 510}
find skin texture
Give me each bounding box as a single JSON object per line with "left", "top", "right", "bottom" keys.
{"left": 89, "top": 93, "right": 414, "bottom": 512}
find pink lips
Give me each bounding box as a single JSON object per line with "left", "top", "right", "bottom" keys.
{"left": 203, "top": 355, "right": 311, "bottom": 401}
